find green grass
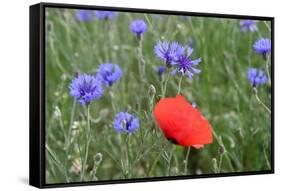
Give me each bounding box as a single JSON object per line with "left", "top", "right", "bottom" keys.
{"left": 45, "top": 8, "right": 272, "bottom": 184}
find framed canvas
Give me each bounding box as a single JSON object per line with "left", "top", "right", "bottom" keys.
{"left": 29, "top": 2, "right": 274, "bottom": 188}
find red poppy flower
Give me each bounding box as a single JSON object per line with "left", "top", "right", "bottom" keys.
{"left": 153, "top": 95, "right": 213, "bottom": 149}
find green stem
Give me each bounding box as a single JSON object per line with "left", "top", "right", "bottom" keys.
{"left": 125, "top": 134, "right": 131, "bottom": 178}
{"left": 58, "top": 117, "right": 67, "bottom": 142}
{"left": 135, "top": 38, "right": 146, "bottom": 113}
{"left": 80, "top": 105, "right": 91, "bottom": 181}
{"left": 66, "top": 100, "right": 76, "bottom": 147}
{"left": 265, "top": 55, "right": 271, "bottom": 86}
{"left": 254, "top": 91, "right": 271, "bottom": 114}
{"left": 46, "top": 144, "right": 68, "bottom": 180}
{"left": 110, "top": 89, "right": 116, "bottom": 113}
{"left": 212, "top": 130, "right": 235, "bottom": 172}
{"left": 64, "top": 100, "right": 77, "bottom": 182}
{"left": 218, "top": 153, "right": 224, "bottom": 173}
{"left": 177, "top": 75, "right": 183, "bottom": 94}
{"left": 137, "top": 37, "right": 146, "bottom": 81}
{"left": 160, "top": 78, "right": 165, "bottom": 98}
{"left": 263, "top": 21, "right": 271, "bottom": 32}
{"left": 148, "top": 141, "right": 169, "bottom": 176}
{"left": 104, "top": 21, "right": 110, "bottom": 62}
{"left": 248, "top": 33, "right": 253, "bottom": 67}
{"left": 162, "top": 70, "right": 171, "bottom": 98}
{"left": 49, "top": 36, "right": 68, "bottom": 76}
{"left": 167, "top": 146, "right": 175, "bottom": 176}
{"left": 263, "top": 146, "right": 271, "bottom": 169}
{"left": 184, "top": 147, "right": 191, "bottom": 174}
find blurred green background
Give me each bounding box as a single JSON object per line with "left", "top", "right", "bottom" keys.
{"left": 45, "top": 7, "right": 272, "bottom": 184}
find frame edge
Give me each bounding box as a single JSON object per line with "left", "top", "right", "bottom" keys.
{"left": 29, "top": 3, "right": 44, "bottom": 188}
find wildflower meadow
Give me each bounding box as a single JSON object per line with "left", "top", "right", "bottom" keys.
{"left": 45, "top": 8, "right": 272, "bottom": 184}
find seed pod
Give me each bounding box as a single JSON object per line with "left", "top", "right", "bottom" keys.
{"left": 218, "top": 145, "right": 225, "bottom": 155}
{"left": 148, "top": 84, "right": 156, "bottom": 99}
{"left": 93, "top": 153, "right": 103, "bottom": 164}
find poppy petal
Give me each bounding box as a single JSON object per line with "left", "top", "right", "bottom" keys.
{"left": 154, "top": 95, "right": 213, "bottom": 147}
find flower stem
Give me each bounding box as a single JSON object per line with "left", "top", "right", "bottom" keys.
{"left": 254, "top": 90, "right": 271, "bottom": 114}
{"left": 57, "top": 110, "right": 70, "bottom": 182}
{"left": 46, "top": 144, "right": 68, "bottom": 181}
{"left": 177, "top": 75, "right": 183, "bottom": 94}
{"left": 137, "top": 37, "right": 146, "bottom": 81}
{"left": 212, "top": 130, "right": 235, "bottom": 172}
{"left": 64, "top": 100, "right": 77, "bottom": 177}
{"left": 218, "top": 152, "right": 224, "bottom": 173}
{"left": 265, "top": 55, "right": 271, "bottom": 86}
{"left": 162, "top": 70, "right": 171, "bottom": 98}
{"left": 104, "top": 21, "right": 110, "bottom": 62}
{"left": 66, "top": 100, "right": 76, "bottom": 149}
{"left": 109, "top": 89, "right": 116, "bottom": 113}
{"left": 184, "top": 147, "right": 191, "bottom": 174}
{"left": 263, "top": 146, "right": 271, "bottom": 169}
{"left": 125, "top": 134, "right": 131, "bottom": 178}
{"left": 80, "top": 105, "right": 91, "bottom": 181}
{"left": 167, "top": 146, "right": 175, "bottom": 176}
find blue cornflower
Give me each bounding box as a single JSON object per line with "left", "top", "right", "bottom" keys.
{"left": 240, "top": 20, "right": 257, "bottom": 32}
{"left": 113, "top": 112, "right": 139, "bottom": 133}
{"left": 157, "top": 65, "right": 166, "bottom": 81}
{"left": 75, "top": 10, "right": 95, "bottom": 22}
{"left": 154, "top": 41, "right": 184, "bottom": 67}
{"left": 130, "top": 19, "right": 147, "bottom": 38}
{"left": 69, "top": 74, "right": 104, "bottom": 105}
{"left": 172, "top": 46, "right": 202, "bottom": 79}
{"left": 253, "top": 38, "right": 271, "bottom": 54}
{"left": 247, "top": 68, "right": 268, "bottom": 87}
{"left": 95, "top": 11, "right": 118, "bottom": 20}
{"left": 96, "top": 63, "right": 122, "bottom": 87}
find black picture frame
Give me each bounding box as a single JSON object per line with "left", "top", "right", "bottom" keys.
{"left": 29, "top": 2, "right": 275, "bottom": 189}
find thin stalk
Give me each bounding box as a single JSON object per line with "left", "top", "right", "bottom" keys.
{"left": 137, "top": 37, "right": 146, "bottom": 81}
{"left": 46, "top": 144, "right": 68, "bottom": 180}
{"left": 125, "top": 134, "right": 131, "bottom": 178}
{"left": 265, "top": 54, "right": 271, "bottom": 86}
{"left": 167, "top": 146, "right": 175, "bottom": 176}
{"left": 263, "top": 146, "right": 271, "bottom": 169}
{"left": 266, "top": 64, "right": 271, "bottom": 86}
{"left": 110, "top": 89, "right": 116, "bottom": 113}
{"left": 184, "top": 147, "right": 191, "bottom": 174}
{"left": 49, "top": 36, "right": 68, "bottom": 76}
{"left": 254, "top": 92, "right": 271, "bottom": 114}
{"left": 58, "top": 117, "right": 67, "bottom": 142}
{"left": 149, "top": 98, "right": 154, "bottom": 114}
{"left": 135, "top": 37, "right": 146, "bottom": 113}
{"left": 65, "top": 100, "right": 76, "bottom": 152}
{"left": 162, "top": 69, "right": 171, "bottom": 98}
{"left": 57, "top": 112, "right": 69, "bottom": 182}
{"left": 248, "top": 33, "right": 253, "bottom": 67}
{"left": 160, "top": 78, "right": 165, "bottom": 98}
{"left": 218, "top": 153, "right": 224, "bottom": 173}
{"left": 80, "top": 105, "right": 91, "bottom": 181}
{"left": 177, "top": 75, "right": 183, "bottom": 94}
{"left": 148, "top": 85, "right": 156, "bottom": 114}
{"left": 63, "top": 100, "right": 77, "bottom": 182}
{"left": 212, "top": 130, "right": 235, "bottom": 172}
{"left": 104, "top": 21, "right": 110, "bottom": 62}
{"left": 148, "top": 141, "right": 169, "bottom": 176}
{"left": 263, "top": 21, "right": 271, "bottom": 32}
